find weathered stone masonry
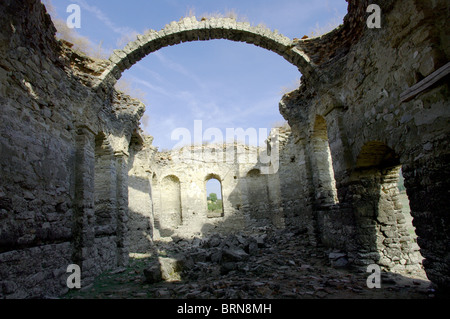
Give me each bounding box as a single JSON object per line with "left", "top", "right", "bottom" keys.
{"left": 129, "top": 127, "right": 309, "bottom": 245}
{"left": 0, "top": 0, "right": 449, "bottom": 298}
{"left": 280, "top": 0, "right": 450, "bottom": 287}
{"left": 0, "top": 0, "right": 144, "bottom": 297}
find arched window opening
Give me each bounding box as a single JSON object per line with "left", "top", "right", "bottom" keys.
{"left": 206, "top": 175, "right": 224, "bottom": 218}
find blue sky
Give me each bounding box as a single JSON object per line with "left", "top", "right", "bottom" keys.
{"left": 45, "top": 0, "right": 348, "bottom": 151}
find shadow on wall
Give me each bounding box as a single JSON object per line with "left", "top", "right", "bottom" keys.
{"left": 344, "top": 141, "right": 423, "bottom": 270}
{"left": 127, "top": 142, "right": 158, "bottom": 254}
{"left": 126, "top": 133, "right": 319, "bottom": 255}
{"left": 125, "top": 136, "right": 422, "bottom": 284}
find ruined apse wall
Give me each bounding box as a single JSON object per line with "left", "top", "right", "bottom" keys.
{"left": 127, "top": 126, "right": 317, "bottom": 253}
{"left": 281, "top": 0, "right": 449, "bottom": 287}
{"left": 0, "top": 0, "right": 144, "bottom": 298}
{"left": 130, "top": 141, "right": 280, "bottom": 243}
{"left": 152, "top": 144, "right": 261, "bottom": 237}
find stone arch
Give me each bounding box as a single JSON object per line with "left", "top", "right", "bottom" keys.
{"left": 349, "top": 141, "right": 421, "bottom": 270}
{"left": 205, "top": 173, "right": 222, "bottom": 183}
{"left": 96, "top": 17, "right": 314, "bottom": 89}
{"left": 355, "top": 141, "right": 400, "bottom": 170}
{"left": 246, "top": 168, "right": 261, "bottom": 177}
{"left": 158, "top": 175, "right": 183, "bottom": 233}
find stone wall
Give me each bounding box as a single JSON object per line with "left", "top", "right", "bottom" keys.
{"left": 125, "top": 126, "right": 320, "bottom": 253}
{"left": 280, "top": 0, "right": 449, "bottom": 286}
{"left": 0, "top": 0, "right": 143, "bottom": 298}
{"left": 140, "top": 141, "right": 280, "bottom": 240}
{"left": 0, "top": 0, "right": 449, "bottom": 298}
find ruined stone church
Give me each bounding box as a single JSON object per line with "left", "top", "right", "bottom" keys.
{"left": 0, "top": 0, "right": 449, "bottom": 298}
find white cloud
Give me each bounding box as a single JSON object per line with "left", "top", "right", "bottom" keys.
{"left": 127, "top": 75, "right": 172, "bottom": 98}
{"left": 134, "top": 64, "right": 165, "bottom": 84}
{"left": 153, "top": 51, "right": 207, "bottom": 90}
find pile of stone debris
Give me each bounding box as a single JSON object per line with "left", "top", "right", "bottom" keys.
{"left": 141, "top": 226, "right": 433, "bottom": 299}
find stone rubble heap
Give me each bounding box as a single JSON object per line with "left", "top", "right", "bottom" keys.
{"left": 139, "top": 226, "right": 432, "bottom": 299}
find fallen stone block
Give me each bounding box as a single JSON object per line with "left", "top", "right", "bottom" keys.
{"left": 222, "top": 247, "right": 249, "bottom": 262}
